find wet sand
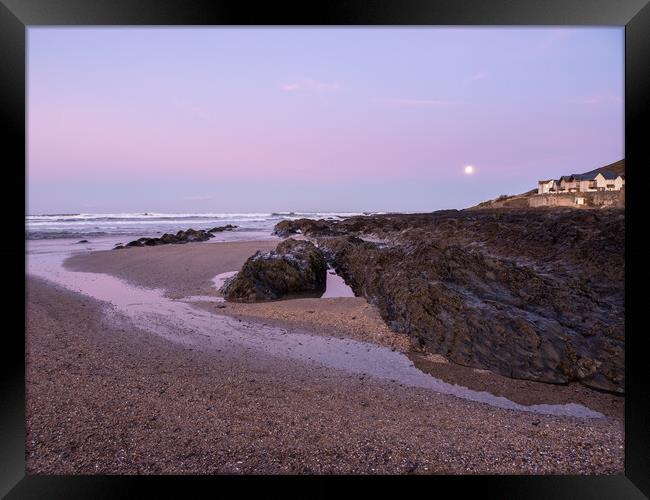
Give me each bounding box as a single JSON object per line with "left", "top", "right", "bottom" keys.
{"left": 64, "top": 240, "right": 279, "bottom": 299}
{"left": 26, "top": 276, "right": 623, "bottom": 474}
{"left": 65, "top": 240, "right": 624, "bottom": 419}
{"left": 206, "top": 297, "right": 412, "bottom": 353}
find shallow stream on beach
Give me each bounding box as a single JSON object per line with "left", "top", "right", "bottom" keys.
{"left": 27, "top": 237, "right": 604, "bottom": 419}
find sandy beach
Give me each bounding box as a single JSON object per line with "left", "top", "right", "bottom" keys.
{"left": 64, "top": 239, "right": 280, "bottom": 299}
{"left": 26, "top": 239, "right": 624, "bottom": 474}
{"left": 19, "top": 23, "right": 633, "bottom": 483}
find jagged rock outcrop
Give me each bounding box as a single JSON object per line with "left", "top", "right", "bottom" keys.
{"left": 272, "top": 218, "right": 341, "bottom": 237}
{"left": 118, "top": 228, "right": 215, "bottom": 248}
{"left": 221, "top": 239, "right": 327, "bottom": 302}
{"left": 276, "top": 208, "right": 625, "bottom": 393}
{"left": 209, "top": 224, "right": 238, "bottom": 232}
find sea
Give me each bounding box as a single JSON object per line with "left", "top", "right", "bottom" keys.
{"left": 25, "top": 212, "right": 375, "bottom": 241}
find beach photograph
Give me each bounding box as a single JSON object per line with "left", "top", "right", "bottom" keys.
{"left": 26, "top": 27, "right": 624, "bottom": 475}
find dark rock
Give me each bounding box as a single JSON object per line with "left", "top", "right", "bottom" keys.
{"left": 175, "top": 228, "right": 214, "bottom": 242}
{"left": 77, "top": 239, "right": 89, "bottom": 243}
{"left": 119, "top": 228, "right": 215, "bottom": 249}
{"left": 144, "top": 238, "right": 165, "bottom": 246}
{"left": 160, "top": 233, "right": 178, "bottom": 244}
{"left": 208, "top": 224, "right": 238, "bottom": 233}
{"left": 272, "top": 218, "right": 340, "bottom": 237}
{"left": 288, "top": 208, "right": 624, "bottom": 393}
{"left": 221, "top": 239, "right": 327, "bottom": 302}
{"left": 272, "top": 220, "right": 299, "bottom": 237}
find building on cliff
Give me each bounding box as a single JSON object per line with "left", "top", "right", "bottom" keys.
{"left": 537, "top": 171, "right": 624, "bottom": 195}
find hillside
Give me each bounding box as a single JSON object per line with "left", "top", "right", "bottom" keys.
{"left": 471, "top": 159, "right": 625, "bottom": 209}
{"left": 582, "top": 159, "right": 625, "bottom": 178}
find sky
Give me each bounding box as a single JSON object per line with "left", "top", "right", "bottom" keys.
{"left": 27, "top": 27, "right": 624, "bottom": 214}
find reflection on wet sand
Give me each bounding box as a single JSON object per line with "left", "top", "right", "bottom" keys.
{"left": 27, "top": 238, "right": 603, "bottom": 419}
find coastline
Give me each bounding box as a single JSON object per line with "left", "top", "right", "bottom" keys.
{"left": 26, "top": 234, "right": 624, "bottom": 473}
{"left": 61, "top": 237, "right": 624, "bottom": 419}
{"left": 27, "top": 275, "right": 623, "bottom": 474}
{"left": 22, "top": 24, "right": 627, "bottom": 478}
{"left": 63, "top": 239, "right": 279, "bottom": 299}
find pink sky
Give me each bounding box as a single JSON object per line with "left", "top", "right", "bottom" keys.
{"left": 28, "top": 27, "right": 623, "bottom": 213}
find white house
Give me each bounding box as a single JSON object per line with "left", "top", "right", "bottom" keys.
{"left": 558, "top": 176, "right": 579, "bottom": 193}
{"left": 593, "top": 172, "right": 625, "bottom": 191}
{"left": 538, "top": 171, "right": 624, "bottom": 194}
{"left": 537, "top": 179, "right": 557, "bottom": 194}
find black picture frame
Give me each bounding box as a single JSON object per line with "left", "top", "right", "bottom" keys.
{"left": 3, "top": 0, "right": 648, "bottom": 497}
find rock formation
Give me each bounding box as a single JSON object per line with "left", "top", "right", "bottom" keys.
{"left": 274, "top": 208, "right": 625, "bottom": 393}
{"left": 221, "top": 239, "right": 327, "bottom": 302}
{"left": 117, "top": 228, "right": 216, "bottom": 248}
{"left": 209, "top": 224, "right": 238, "bottom": 232}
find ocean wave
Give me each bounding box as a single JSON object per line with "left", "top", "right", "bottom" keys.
{"left": 27, "top": 218, "right": 273, "bottom": 226}
{"left": 26, "top": 212, "right": 276, "bottom": 222}
{"left": 24, "top": 212, "right": 372, "bottom": 240}
{"left": 27, "top": 231, "right": 111, "bottom": 240}
{"left": 25, "top": 211, "right": 370, "bottom": 221}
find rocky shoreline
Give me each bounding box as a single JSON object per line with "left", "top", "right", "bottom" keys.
{"left": 61, "top": 238, "right": 622, "bottom": 418}
{"left": 115, "top": 225, "right": 237, "bottom": 249}
{"left": 269, "top": 208, "right": 624, "bottom": 393}
{"left": 26, "top": 276, "right": 624, "bottom": 474}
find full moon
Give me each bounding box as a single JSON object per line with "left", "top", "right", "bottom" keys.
{"left": 464, "top": 165, "right": 475, "bottom": 175}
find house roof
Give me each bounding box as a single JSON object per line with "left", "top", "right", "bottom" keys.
{"left": 540, "top": 167, "right": 623, "bottom": 187}
{"left": 563, "top": 170, "right": 619, "bottom": 181}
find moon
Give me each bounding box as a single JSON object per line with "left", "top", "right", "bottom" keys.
{"left": 464, "top": 165, "right": 475, "bottom": 175}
